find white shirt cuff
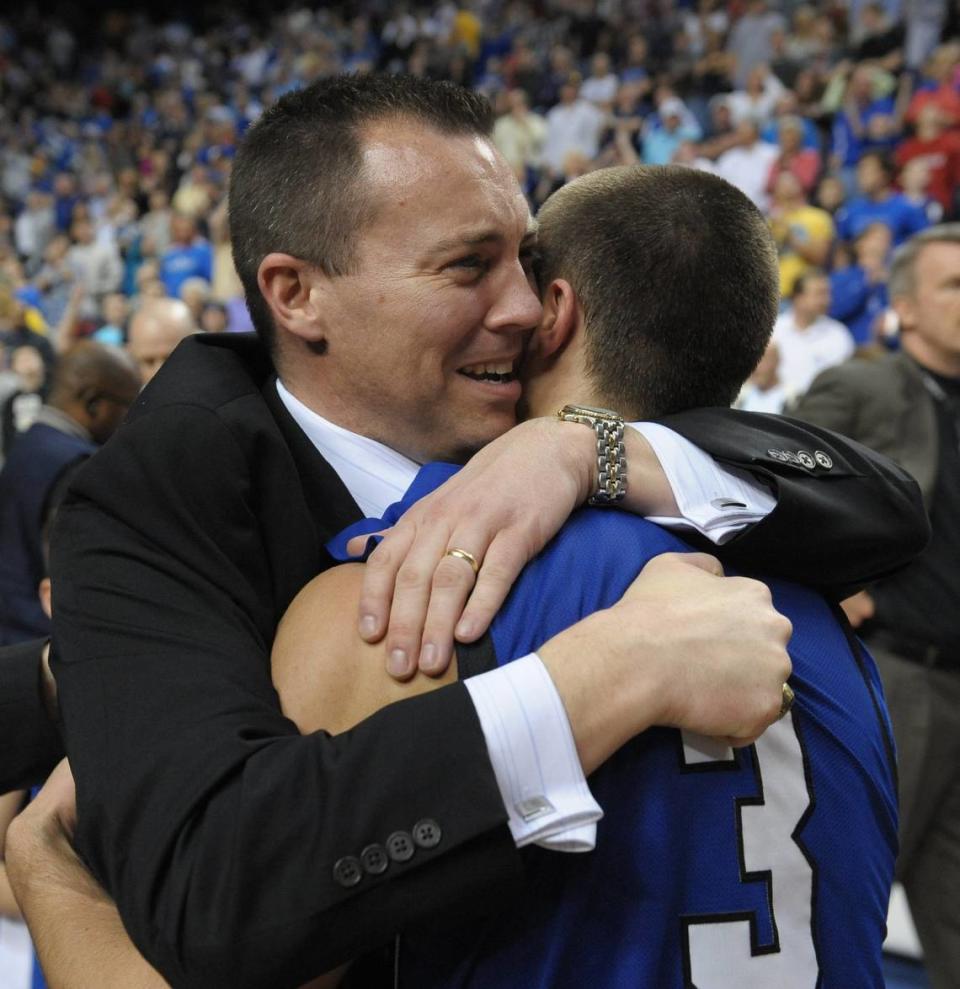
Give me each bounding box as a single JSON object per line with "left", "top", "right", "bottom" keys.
{"left": 629, "top": 421, "right": 776, "bottom": 544}
{"left": 464, "top": 652, "right": 601, "bottom": 853}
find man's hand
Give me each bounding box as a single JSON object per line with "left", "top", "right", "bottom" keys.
{"left": 352, "top": 417, "right": 595, "bottom": 679}
{"left": 539, "top": 553, "right": 793, "bottom": 775}
{"left": 352, "top": 418, "right": 678, "bottom": 680}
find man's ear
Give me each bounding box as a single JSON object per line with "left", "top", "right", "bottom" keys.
{"left": 891, "top": 294, "right": 914, "bottom": 334}
{"left": 535, "top": 278, "right": 580, "bottom": 360}
{"left": 257, "top": 253, "right": 328, "bottom": 347}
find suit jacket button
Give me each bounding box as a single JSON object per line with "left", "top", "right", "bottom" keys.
{"left": 361, "top": 843, "right": 389, "bottom": 875}
{"left": 386, "top": 831, "right": 415, "bottom": 862}
{"left": 412, "top": 818, "right": 442, "bottom": 849}
{"left": 332, "top": 856, "right": 363, "bottom": 888}
{"left": 814, "top": 450, "right": 833, "bottom": 469}
{"left": 797, "top": 450, "right": 816, "bottom": 469}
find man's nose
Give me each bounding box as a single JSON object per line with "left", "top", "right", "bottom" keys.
{"left": 487, "top": 260, "right": 543, "bottom": 334}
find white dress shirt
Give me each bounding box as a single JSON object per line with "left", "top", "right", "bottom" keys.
{"left": 277, "top": 381, "right": 775, "bottom": 850}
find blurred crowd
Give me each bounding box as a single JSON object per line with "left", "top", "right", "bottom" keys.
{"left": 1, "top": 0, "right": 960, "bottom": 445}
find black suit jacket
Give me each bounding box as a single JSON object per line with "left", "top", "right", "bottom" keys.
{"left": 40, "top": 333, "right": 924, "bottom": 988}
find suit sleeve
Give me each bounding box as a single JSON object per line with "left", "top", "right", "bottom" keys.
{"left": 656, "top": 405, "right": 929, "bottom": 597}
{"left": 51, "top": 404, "right": 519, "bottom": 989}
{"left": 0, "top": 639, "right": 64, "bottom": 793}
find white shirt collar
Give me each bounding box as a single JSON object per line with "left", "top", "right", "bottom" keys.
{"left": 275, "top": 379, "right": 419, "bottom": 519}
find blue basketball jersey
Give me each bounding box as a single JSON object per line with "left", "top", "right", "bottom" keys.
{"left": 331, "top": 465, "right": 898, "bottom": 988}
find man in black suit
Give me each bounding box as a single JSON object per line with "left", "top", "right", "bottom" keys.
{"left": 7, "top": 75, "right": 926, "bottom": 989}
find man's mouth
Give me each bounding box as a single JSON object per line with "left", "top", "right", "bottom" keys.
{"left": 457, "top": 361, "right": 518, "bottom": 383}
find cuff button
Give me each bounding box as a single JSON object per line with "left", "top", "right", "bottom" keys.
{"left": 361, "top": 843, "right": 389, "bottom": 875}
{"left": 386, "top": 831, "right": 415, "bottom": 862}
{"left": 412, "top": 818, "right": 442, "bottom": 849}
{"left": 332, "top": 856, "right": 363, "bottom": 888}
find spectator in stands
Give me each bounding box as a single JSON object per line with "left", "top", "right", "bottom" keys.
{"left": 93, "top": 293, "right": 130, "bottom": 348}
{"left": 726, "top": 0, "right": 786, "bottom": 87}
{"left": 13, "top": 192, "right": 55, "bottom": 274}
{"left": 127, "top": 297, "right": 196, "bottom": 386}
{"left": 766, "top": 114, "right": 822, "bottom": 195}
{"left": 493, "top": 89, "right": 547, "bottom": 180}
{"left": 725, "top": 63, "right": 785, "bottom": 126}
{"left": 0, "top": 342, "right": 139, "bottom": 644}
{"left": 900, "top": 156, "right": 945, "bottom": 224}
{"left": 641, "top": 95, "right": 702, "bottom": 165}
{"left": 830, "top": 63, "right": 899, "bottom": 185}
{"left": 0, "top": 291, "right": 55, "bottom": 374}
{"left": 541, "top": 76, "right": 605, "bottom": 176}
{"left": 736, "top": 340, "right": 788, "bottom": 413}
{"left": 178, "top": 276, "right": 212, "bottom": 324}
{"left": 836, "top": 150, "right": 931, "bottom": 245}
{"left": 159, "top": 213, "right": 213, "bottom": 299}
{"left": 830, "top": 221, "right": 893, "bottom": 345}
{"left": 1, "top": 346, "right": 47, "bottom": 458}
{"left": 65, "top": 218, "right": 123, "bottom": 319}
{"left": 199, "top": 301, "right": 228, "bottom": 334}
{"left": 895, "top": 103, "right": 960, "bottom": 216}
{"left": 32, "top": 236, "right": 75, "bottom": 331}
{"left": 769, "top": 170, "right": 836, "bottom": 297}
{"left": 580, "top": 52, "right": 619, "bottom": 109}
{"left": 715, "top": 117, "right": 779, "bottom": 210}
{"left": 773, "top": 270, "right": 855, "bottom": 400}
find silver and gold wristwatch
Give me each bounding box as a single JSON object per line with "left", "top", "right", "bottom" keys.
{"left": 556, "top": 404, "right": 628, "bottom": 506}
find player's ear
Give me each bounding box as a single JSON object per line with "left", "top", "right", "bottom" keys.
{"left": 536, "top": 278, "right": 580, "bottom": 359}
{"left": 257, "top": 253, "right": 330, "bottom": 348}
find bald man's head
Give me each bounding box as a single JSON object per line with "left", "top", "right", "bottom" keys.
{"left": 48, "top": 341, "right": 141, "bottom": 444}
{"left": 128, "top": 298, "right": 197, "bottom": 385}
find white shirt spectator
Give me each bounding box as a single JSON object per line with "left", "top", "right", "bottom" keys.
{"left": 580, "top": 72, "right": 619, "bottom": 107}
{"left": 493, "top": 109, "right": 548, "bottom": 175}
{"left": 541, "top": 98, "right": 605, "bottom": 174}
{"left": 773, "top": 309, "right": 855, "bottom": 397}
{"left": 716, "top": 138, "right": 779, "bottom": 211}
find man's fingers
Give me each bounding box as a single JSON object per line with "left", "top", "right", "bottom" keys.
{"left": 675, "top": 552, "right": 725, "bottom": 577}
{"left": 454, "top": 536, "right": 528, "bottom": 643}
{"left": 417, "top": 546, "right": 486, "bottom": 674}
{"left": 356, "top": 525, "right": 416, "bottom": 644}
{"left": 379, "top": 527, "right": 462, "bottom": 679}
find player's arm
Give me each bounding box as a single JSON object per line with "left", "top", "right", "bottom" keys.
{"left": 7, "top": 762, "right": 346, "bottom": 989}
{"left": 274, "top": 557, "right": 790, "bottom": 775}
{"left": 355, "top": 410, "right": 927, "bottom": 677}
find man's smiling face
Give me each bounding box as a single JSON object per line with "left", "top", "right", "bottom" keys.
{"left": 314, "top": 119, "right": 542, "bottom": 463}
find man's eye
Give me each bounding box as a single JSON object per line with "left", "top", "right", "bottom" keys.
{"left": 450, "top": 255, "right": 490, "bottom": 274}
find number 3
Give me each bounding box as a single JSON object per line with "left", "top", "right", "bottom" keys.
{"left": 680, "top": 714, "right": 819, "bottom": 987}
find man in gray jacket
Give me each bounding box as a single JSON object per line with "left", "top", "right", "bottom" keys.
{"left": 793, "top": 224, "right": 960, "bottom": 989}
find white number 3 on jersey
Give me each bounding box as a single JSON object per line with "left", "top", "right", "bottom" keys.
{"left": 681, "top": 714, "right": 819, "bottom": 988}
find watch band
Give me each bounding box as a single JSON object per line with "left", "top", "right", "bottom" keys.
{"left": 556, "top": 405, "right": 628, "bottom": 506}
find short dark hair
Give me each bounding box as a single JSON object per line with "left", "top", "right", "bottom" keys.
{"left": 536, "top": 165, "right": 779, "bottom": 418}
{"left": 229, "top": 74, "right": 494, "bottom": 355}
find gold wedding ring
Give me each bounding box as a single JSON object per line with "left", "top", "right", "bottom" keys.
{"left": 445, "top": 547, "right": 480, "bottom": 577}
{"left": 779, "top": 682, "right": 795, "bottom": 719}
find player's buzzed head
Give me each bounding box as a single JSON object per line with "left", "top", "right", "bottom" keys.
{"left": 536, "top": 165, "right": 779, "bottom": 418}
